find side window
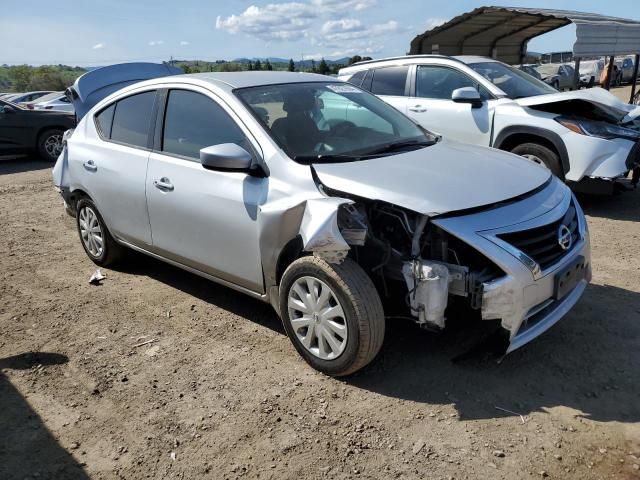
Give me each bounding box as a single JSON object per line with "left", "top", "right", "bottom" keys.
{"left": 110, "top": 91, "right": 156, "bottom": 148}
{"left": 95, "top": 103, "right": 115, "bottom": 138}
{"left": 346, "top": 70, "right": 367, "bottom": 87}
{"left": 370, "top": 66, "right": 409, "bottom": 96}
{"left": 416, "top": 65, "right": 491, "bottom": 100}
{"left": 162, "top": 89, "right": 248, "bottom": 161}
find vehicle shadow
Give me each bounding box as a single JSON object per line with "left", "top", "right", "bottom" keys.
{"left": 347, "top": 282, "right": 640, "bottom": 424}
{"left": 578, "top": 187, "right": 639, "bottom": 222}
{"left": 0, "top": 352, "right": 90, "bottom": 479}
{"left": 0, "top": 155, "right": 51, "bottom": 175}
{"left": 114, "top": 252, "right": 284, "bottom": 334}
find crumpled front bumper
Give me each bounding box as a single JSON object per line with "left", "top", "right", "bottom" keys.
{"left": 432, "top": 178, "right": 591, "bottom": 353}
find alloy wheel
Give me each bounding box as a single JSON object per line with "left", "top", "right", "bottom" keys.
{"left": 79, "top": 206, "right": 104, "bottom": 257}
{"left": 44, "top": 133, "right": 63, "bottom": 159}
{"left": 287, "top": 276, "right": 348, "bottom": 360}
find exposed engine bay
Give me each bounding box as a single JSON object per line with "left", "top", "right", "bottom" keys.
{"left": 301, "top": 192, "right": 504, "bottom": 331}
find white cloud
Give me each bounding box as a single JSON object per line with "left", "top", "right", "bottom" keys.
{"left": 148, "top": 40, "right": 164, "bottom": 46}
{"left": 179, "top": 40, "right": 190, "bottom": 46}
{"left": 216, "top": 0, "right": 379, "bottom": 43}
{"left": 424, "top": 18, "right": 446, "bottom": 31}
{"left": 92, "top": 43, "right": 105, "bottom": 49}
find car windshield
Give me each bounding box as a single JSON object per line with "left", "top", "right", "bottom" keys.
{"left": 467, "top": 61, "right": 557, "bottom": 99}
{"left": 33, "top": 91, "right": 64, "bottom": 103}
{"left": 235, "top": 82, "right": 437, "bottom": 163}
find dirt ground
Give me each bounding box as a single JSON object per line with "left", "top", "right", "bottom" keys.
{"left": 0, "top": 156, "right": 639, "bottom": 480}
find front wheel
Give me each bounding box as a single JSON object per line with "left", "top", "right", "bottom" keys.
{"left": 279, "top": 256, "right": 385, "bottom": 376}
{"left": 511, "top": 142, "right": 564, "bottom": 179}
{"left": 37, "top": 129, "right": 64, "bottom": 162}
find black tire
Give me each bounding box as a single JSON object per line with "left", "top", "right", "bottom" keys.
{"left": 37, "top": 129, "right": 64, "bottom": 162}
{"left": 279, "top": 256, "right": 385, "bottom": 377}
{"left": 511, "top": 142, "right": 564, "bottom": 179}
{"left": 75, "top": 198, "right": 124, "bottom": 267}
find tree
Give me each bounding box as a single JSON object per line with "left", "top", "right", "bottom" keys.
{"left": 348, "top": 55, "right": 362, "bottom": 66}
{"left": 265, "top": 59, "right": 273, "bottom": 71}
{"left": 254, "top": 59, "right": 262, "bottom": 71}
{"left": 318, "top": 58, "right": 330, "bottom": 75}
{"left": 247, "top": 60, "right": 253, "bottom": 71}
{"left": 311, "top": 59, "right": 316, "bottom": 73}
{"left": 9, "top": 65, "right": 32, "bottom": 91}
{"left": 288, "top": 59, "right": 295, "bottom": 72}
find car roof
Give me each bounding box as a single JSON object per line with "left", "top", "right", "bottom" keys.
{"left": 176, "top": 71, "right": 334, "bottom": 89}
{"left": 453, "top": 55, "right": 499, "bottom": 65}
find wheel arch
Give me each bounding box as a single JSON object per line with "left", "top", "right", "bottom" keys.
{"left": 493, "top": 126, "right": 570, "bottom": 175}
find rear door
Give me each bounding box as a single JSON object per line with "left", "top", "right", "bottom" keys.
{"left": 363, "top": 66, "right": 409, "bottom": 114}
{"left": 80, "top": 89, "right": 156, "bottom": 246}
{"left": 0, "top": 101, "right": 32, "bottom": 152}
{"left": 145, "top": 87, "right": 266, "bottom": 292}
{"left": 404, "top": 64, "right": 494, "bottom": 146}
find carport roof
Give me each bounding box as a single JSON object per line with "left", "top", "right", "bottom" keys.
{"left": 409, "top": 6, "right": 640, "bottom": 64}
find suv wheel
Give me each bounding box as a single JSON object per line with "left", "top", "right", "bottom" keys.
{"left": 279, "top": 256, "right": 385, "bottom": 376}
{"left": 38, "top": 129, "right": 64, "bottom": 162}
{"left": 76, "top": 198, "right": 124, "bottom": 266}
{"left": 511, "top": 143, "right": 564, "bottom": 179}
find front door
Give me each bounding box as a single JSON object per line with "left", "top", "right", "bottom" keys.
{"left": 146, "top": 88, "right": 266, "bottom": 293}
{"left": 405, "top": 65, "right": 495, "bottom": 146}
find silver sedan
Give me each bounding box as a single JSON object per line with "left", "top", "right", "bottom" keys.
{"left": 53, "top": 68, "right": 591, "bottom": 375}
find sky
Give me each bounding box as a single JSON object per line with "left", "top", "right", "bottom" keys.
{"left": 2, "top": 0, "right": 639, "bottom": 66}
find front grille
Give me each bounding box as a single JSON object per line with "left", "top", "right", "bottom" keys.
{"left": 498, "top": 202, "right": 580, "bottom": 270}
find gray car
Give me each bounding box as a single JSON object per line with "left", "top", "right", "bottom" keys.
{"left": 53, "top": 66, "right": 591, "bottom": 376}
{"left": 536, "top": 64, "right": 575, "bottom": 91}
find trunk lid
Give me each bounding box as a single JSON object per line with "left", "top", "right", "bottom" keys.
{"left": 67, "top": 62, "right": 183, "bottom": 119}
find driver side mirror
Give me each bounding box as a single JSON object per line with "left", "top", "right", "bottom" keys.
{"left": 0, "top": 105, "right": 16, "bottom": 114}
{"left": 200, "top": 143, "right": 253, "bottom": 171}
{"left": 451, "top": 87, "right": 483, "bottom": 108}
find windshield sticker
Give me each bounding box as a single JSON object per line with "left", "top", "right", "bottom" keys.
{"left": 327, "top": 84, "right": 362, "bottom": 93}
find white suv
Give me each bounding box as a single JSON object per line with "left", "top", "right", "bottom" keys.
{"left": 338, "top": 55, "right": 640, "bottom": 194}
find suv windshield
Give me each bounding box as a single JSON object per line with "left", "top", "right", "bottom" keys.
{"left": 236, "top": 82, "right": 436, "bottom": 163}
{"left": 467, "top": 61, "right": 557, "bottom": 99}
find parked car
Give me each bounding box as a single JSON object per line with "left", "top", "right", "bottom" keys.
{"left": 338, "top": 55, "right": 640, "bottom": 194}
{"left": 579, "top": 60, "right": 604, "bottom": 88}
{"left": 518, "top": 64, "right": 542, "bottom": 80}
{"left": 53, "top": 64, "right": 591, "bottom": 376}
{"left": 0, "top": 93, "right": 21, "bottom": 101}
{"left": 27, "top": 91, "right": 74, "bottom": 113}
{"left": 615, "top": 56, "right": 639, "bottom": 84}
{"left": 535, "top": 64, "right": 575, "bottom": 90}
{"left": 0, "top": 99, "right": 76, "bottom": 161}
{"left": 11, "top": 91, "right": 54, "bottom": 104}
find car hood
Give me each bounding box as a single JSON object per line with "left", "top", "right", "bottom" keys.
{"left": 312, "top": 140, "right": 551, "bottom": 216}
{"left": 515, "top": 87, "right": 640, "bottom": 122}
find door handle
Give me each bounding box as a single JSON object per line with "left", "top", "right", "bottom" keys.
{"left": 408, "top": 105, "right": 427, "bottom": 113}
{"left": 153, "top": 177, "right": 174, "bottom": 192}
{"left": 83, "top": 160, "right": 97, "bottom": 172}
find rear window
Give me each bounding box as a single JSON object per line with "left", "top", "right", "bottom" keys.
{"left": 370, "top": 66, "right": 409, "bottom": 96}
{"left": 95, "top": 104, "right": 115, "bottom": 138}
{"left": 110, "top": 91, "right": 156, "bottom": 148}
{"left": 346, "top": 70, "right": 367, "bottom": 87}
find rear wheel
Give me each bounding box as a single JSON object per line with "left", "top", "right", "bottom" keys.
{"left": 279, "top": 256, "right": 385, "bottom": 376}
{"left": 511, "top": 142, "right": 564, "bottom": 179}
{"left": 76, "top": 198, "right": 124, "bottom": 266}
{"left": 37, "top": 129, "right": 64, "bottom": 162}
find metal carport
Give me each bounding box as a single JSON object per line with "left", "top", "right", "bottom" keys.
{"left": 409, "top": 6, "right": 640, "bottom": 101}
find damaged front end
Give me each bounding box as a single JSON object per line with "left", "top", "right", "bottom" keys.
{"left": 303, "top": 175, "right": 590, "bottom": 355}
